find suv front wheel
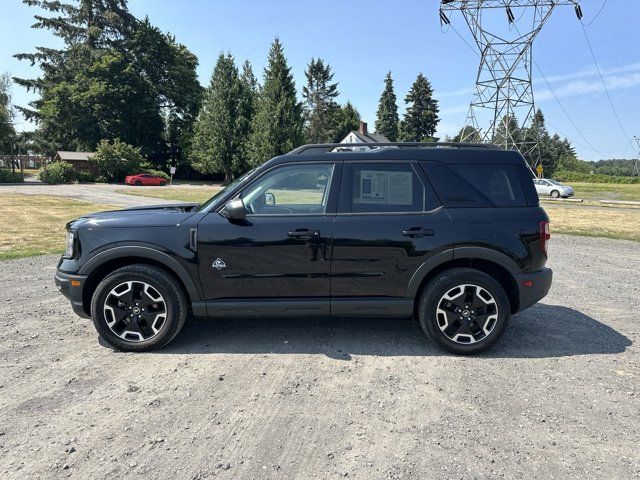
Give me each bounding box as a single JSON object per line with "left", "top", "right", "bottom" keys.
{"left": 90, "top": 264, "right": 187, "bottom": 352}
{"left": 418, "top": 268, "right": 510, "bottom": 354}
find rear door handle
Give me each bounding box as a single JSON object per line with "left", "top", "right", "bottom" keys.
{"left": 288, "top": 229, "right": 320, "bottom": 239}
{"left": 401, "top": 227, "right": 435, "bottom": 237}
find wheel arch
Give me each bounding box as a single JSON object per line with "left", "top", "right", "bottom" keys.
{"left": 407, "top": 249, "right": 520, "bottom": 315}
{"left": 79, "top": 246, "right": 201, "bottom": 317}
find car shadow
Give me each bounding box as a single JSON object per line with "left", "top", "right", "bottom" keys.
{"left": 158, "top": 303, "right": 631, "bottom": 359}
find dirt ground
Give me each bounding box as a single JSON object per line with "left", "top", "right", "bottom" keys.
{"left": 0, "top": 234, "right": 638, "bottom": 479}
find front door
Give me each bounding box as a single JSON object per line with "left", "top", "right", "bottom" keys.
{"left": 197, "top": 162, "right": 339, "bottom": 316}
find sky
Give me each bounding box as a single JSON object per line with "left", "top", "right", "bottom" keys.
{"left": 1, "top": 0, "right": 638, "bottom": 161}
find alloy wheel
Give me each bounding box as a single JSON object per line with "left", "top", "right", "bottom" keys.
{"left": 103, "top": 281, "right": 167, "bottom": 342}
{"left": 435, "top": 284, "right": 499, "bottom": 344}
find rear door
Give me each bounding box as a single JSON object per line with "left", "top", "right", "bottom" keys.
{"left": 330, "top": 160, "right": 452, "bottom": 315}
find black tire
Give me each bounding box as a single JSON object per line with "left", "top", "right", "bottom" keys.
{"left": 159, "top": 180, "right": 166, "bottom": 186}
{"left": 90, "top": 264, "right": 187, "bottom": 352}
{"left": 135, "top": 180, "right": 142, "bottom": 186}
{"left": 550, "top": 190, "right": 560, "bottom": 198}
{"left": 417, "top": 268, "right": 510, "bottom": 355}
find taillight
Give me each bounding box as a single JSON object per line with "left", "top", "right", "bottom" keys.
{"left": 540, "top": 221, "right": 550, "bottom": 255}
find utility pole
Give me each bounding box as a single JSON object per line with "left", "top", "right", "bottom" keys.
{"left": 632, "top": 136, "right": 640, "bottom": 176}
{"left": 439, "top": 0, "right": 581, "bottom": 171}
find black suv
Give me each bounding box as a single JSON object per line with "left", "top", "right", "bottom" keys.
{"left": 55, "top": 143, "right": 552, "bottom": 354}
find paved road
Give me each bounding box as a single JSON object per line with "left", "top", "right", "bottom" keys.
{"left": 0, "top": 235, "right": 638, "bottom": 479}
{"left": 0, "top": 182, "right": 212, "bottom": 207}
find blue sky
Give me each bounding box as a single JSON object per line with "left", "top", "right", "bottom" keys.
{"left": 1, "top": 0, "right": 638, "bottom": 161}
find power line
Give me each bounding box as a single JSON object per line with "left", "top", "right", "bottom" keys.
{"left": 580, "top": 22, "right": 633, "bottom": 147}
{"left": 581, "top": 0, "right": 607, "bottom": 27}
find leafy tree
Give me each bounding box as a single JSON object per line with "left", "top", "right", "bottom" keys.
{"left": 375, "top": 72, "right": 399, "bottom": 141}
{"left": 92, "top": 138, "right": 144, "bottom": 182}
{"left": 191, "top": 53, "right": 246, "bottom": 182}
{"left": 15, "top": 1, "right": 200, "bottom": 165}
{"left": 248, "top": 38, "right": 303, "bottom": 166}
{"left": 0, "top": 73, "right": 16, "bottom": 154}
{"left": 332, "top": 101, "right": 361, "bottom": 142}
{"left": 302, "top": 58, "right": 340, "bottom": 143}
{"left": 399, "top": 73, "right": 439, "bottom": 142}
{"left": 452, "top": 125, "right": 481, "bottom": 143}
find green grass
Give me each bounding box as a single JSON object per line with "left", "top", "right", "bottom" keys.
{"left": 0, "top": 194, "right": 115, "bottom": 260}
{"left": 569, "top": 182, "right": 640, "bottom": 202}
{"left": 116, "top": 186, "right": 222, "bottom": 203}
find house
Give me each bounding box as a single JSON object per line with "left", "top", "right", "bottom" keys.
{"left": 54, "top": 151, "right": 98, "bottom": 174}
{"left": 337, "top": 122, "right": 390, "bottom": 151}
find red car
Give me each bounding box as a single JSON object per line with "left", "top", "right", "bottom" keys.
{"left": 125, "top": 173, "right": 167, "bottom": 186}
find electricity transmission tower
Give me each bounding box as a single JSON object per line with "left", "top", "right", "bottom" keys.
{"left": 633, "top": 136, "right": 640, "bottom": 176}
{"left": 439, "top": 0, "right": 581, "bottom": 172}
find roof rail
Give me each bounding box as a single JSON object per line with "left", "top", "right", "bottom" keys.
{"left": 287, "top": 142, "right": 502, "bottom": 155}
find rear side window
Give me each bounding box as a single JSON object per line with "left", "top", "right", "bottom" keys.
{"left": 423, "top": 161, "right": 527, "bottom": 207}
{"left": 345, "top": 162, "right": 427, "bottom": 213}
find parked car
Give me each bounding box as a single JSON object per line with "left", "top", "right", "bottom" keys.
{"left": 55, "top": 142, "right": 552, "bottom": 355}
{"left": 533, "top": 178, "right": 574, "bottom": 198}
{"left": 125, "top": 173, "right": 167, "bottom": 186}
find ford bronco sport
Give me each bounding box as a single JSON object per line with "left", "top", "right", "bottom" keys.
{"left": 55, "top": 142, "right": 552, "bottom": 355}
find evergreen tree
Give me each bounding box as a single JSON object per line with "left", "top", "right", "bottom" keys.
{"left": 493, "top": 114, "right": 522, "bottom": 149}
{"left": 0, "top": 74, "right": 15, "bottom": 154}
{"left": 249, "top": 38, "right": 303, "bottom": 166}
{"left": 399, "top": 73, "right": 439, "bottom": 142}
{"left": 191, "top": 53, "right": 245, "bottom": 182}
{"left": 332, "top": 101, "right": 361, "bottom": 142}
{"left": 375, "top": 72, "right": 399, "bottom": 141}
{"left": 302, "top": 58, "right": 339, "bottom": 143}
{"left": 235, "top": 60, "right": 257, "bottom": 175}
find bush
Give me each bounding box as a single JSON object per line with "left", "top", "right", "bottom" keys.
{"left": 38, "top": 162, "right": 77, "bottom": 184}
{"left": 76, "top": 171, "right": 97, "bottom": 183}
{"left": 0, "top": 169, "right": 24, "bottom": 183}
{"left": 554, "top": 170, "right": 640, "bottom": 184}
{"left": 93, "top": 139, "right": 144, "bottom": 182}
{"left": 141, "top": 168, "right": 170, "bottom": 181}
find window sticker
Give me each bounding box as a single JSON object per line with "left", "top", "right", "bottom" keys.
{"left": 356, "top": 170, "right": 413, "bottom": 205}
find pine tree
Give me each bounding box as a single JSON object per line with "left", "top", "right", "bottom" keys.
{"left": 452, "top": 125, "right": 481, "bottom": 143}
{"left": 235, "top": 60, "right": 257, "bottom": 175}
{"left": 375, "top": 72, "right": 399, "bottom": 141}
{"left": 332, "top": 101, "right": 361, "bottom": 142}
{"left": 493, "top": 114, "right": 522, "bottom": 149}
{"left": 0, "top": 74, "right": 16, "bottom": 154}
{"left": 248, "top": 38, "right": 303, "bottom": 166}
{"left": 191, "top": 53, "right": 245, "bottom": 183}
{"left": 399, "top": 73, "right": 439, "bottom": 142}
{"left": 302, "top": 58, "right": 340, "bottom": 143}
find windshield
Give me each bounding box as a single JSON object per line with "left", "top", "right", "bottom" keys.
{"left": 548, "top": 179, "right": 564, "bottom": 186}
{"left": 196, "top": 167, "right": 258, "bottom": 212}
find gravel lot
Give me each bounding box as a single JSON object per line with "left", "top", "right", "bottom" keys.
{"left": 0, "top": 234, "right": 638, "bottom": 479}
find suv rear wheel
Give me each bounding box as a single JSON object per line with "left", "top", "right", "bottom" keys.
{"left": 418, "top": 268, "right": 510, "bottom": 354}
{"left": 90, "top": 264, "right": 187, "bottom": 352}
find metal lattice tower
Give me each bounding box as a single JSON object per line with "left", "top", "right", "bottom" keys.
{"left": 440, "top": 0, "right": 580, "bottom": 171}
{"left": 633, "top": 137, "right": 640, "bottom": 176}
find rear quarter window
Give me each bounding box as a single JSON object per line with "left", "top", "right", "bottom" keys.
{"left": 423, "top": 161, "right": 528, "bottom": 207}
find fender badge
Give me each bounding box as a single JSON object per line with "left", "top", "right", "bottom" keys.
{"left": 212, "top": 258, "right": 227, "bottom": 270}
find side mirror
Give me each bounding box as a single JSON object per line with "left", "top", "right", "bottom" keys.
{"left": 223, "top": 198, "right": 246, "bottom": 221}
{"left": 265, "top": 192, "right": 276, "bottom": 206}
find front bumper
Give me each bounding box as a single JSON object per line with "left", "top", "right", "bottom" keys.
{"left": 513, "top": 267, "right": 553, "bottom": 312}
{"left": 54, "top": 270, "right": 90, "bottom": 318}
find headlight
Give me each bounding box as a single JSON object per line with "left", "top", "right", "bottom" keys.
{"left": 64, "top": 230, "right": 76, "bottom": 258}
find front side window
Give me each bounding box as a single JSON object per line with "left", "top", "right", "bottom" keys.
{"left": 241, "top": 163, "right": 335, "bottom": 215}
{"left": 348, "top": 162, "right": 426, "bottom": 213}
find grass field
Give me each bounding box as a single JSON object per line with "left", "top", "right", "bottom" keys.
{"left": 569, "top": 182, "right": 640, "bottom": 201}
{"left": 116, "top": 186, "right": 222, "bottom": 203}
{"left": 0, "top": 194, "right": 114, "bottom": 260}
{"left": 545, "top": 204, "right": 640, "bottom": 242}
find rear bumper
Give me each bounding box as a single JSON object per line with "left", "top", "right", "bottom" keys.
{"left": 513, "top": 267, "right": 553, "bottom": 312}
{"left": 54, "top": 270, "right": 90, "bottom": 318}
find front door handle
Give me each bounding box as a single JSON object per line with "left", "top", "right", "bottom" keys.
{"left": 288, "top": 229, "right": 321, "bottom": 239}
{"left": 402, "top": 227, "right": 435, "bottom": 238}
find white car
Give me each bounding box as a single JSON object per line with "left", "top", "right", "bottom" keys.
{"left": 533, "top": 178, "right": 574, "bottom": 198}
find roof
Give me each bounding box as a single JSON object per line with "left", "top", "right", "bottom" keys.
{"left": 350, "top": 130, "right": 390, "bottom": 143}
{"left": 276, "top": 143, "right": 525, "bottom": 165}
{"left": 55, "top": 151, "right": 95, "bottom": 161}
